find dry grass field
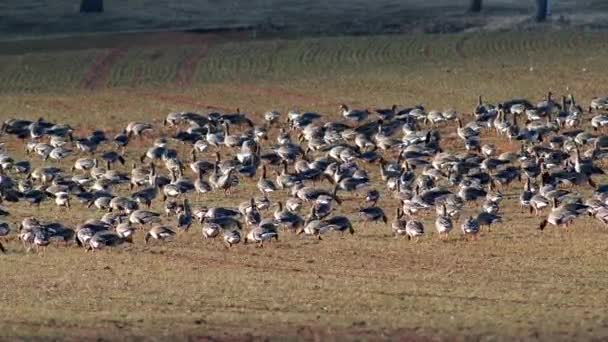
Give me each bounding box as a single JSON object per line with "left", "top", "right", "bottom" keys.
{"left": 2, "top": 29, "right": 608, "bottom": 340}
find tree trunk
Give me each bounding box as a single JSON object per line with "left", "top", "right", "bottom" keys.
{"left": 469, "top": 0, "right": 482, "bottom": 12}
{"left": 535, "top": 0, "right": 548, "bottom": 22}
{"left": 80, "top": 0, "right": 103, "bottom": 13}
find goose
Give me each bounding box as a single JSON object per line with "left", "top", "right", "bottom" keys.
{"left": 32, "top": 142, "right": 53, "bottom": 159}
{"left": 285, "top": 197, "right": 302, "bottom": 212}
{"left": 275, "top": 161, "right": 300, "bottom": 189}
{"left": 244, "top": 219, "right": 279, "bottom": 247}
{"left": 391, "top": 207, "right": 407, "bottom": 236}
{"left": 92, "top": 196, "right": 112, "bottom": 211}
{"left": 72, "top": 158, "right": 98, "bottom": 173}
{"left": 103, "top": 170, "right": 130, "bottom": 185}
{"left": 220, "top": 109, "right": 254, "bottom": 127}
{"left": 140, "top": 146, "right": 167, "bottom": 164}
{"left": 244, "top": 199, "right": 261, "bottom": 226}
{"left": 177, "top": 199, "right": 192, "bottom": 232}
{"left": 591, "top": 114, "right": 608, "bottom": 131}
{"left": 297, "top": 207, "right": 329, "bottom": 240}
{"left": 113, "top": 130, "right": 129, "bottom": 152}
{"left": 589, "top": 96, "right": 608, "bottom": 113}
{"left": 375, "top": 105, "right": 397, "bottom": 121}
{"left": 223, "top": 229, "right": 241, "bottom": 247}
{"left": 115, "top": 222, "right": 135, "bottom": 242}
{"left": 221, "top": 121, "right": 242, "bottom": 148}
{"left": 126, "top": 122, "right": 154, "bottom": 137}
{"left": 197, "top": 207, "right": 242, "bottom": 222}
{"left": 275, "top": 143, "right": 304, "bottom": 163}
{"left": 461, "top": 216, "right": 480, "bottom": 240}
{"left": 0, "top": 221, "right": 9, "bottom": 253}
{"left": 257, "top": 165, "right": 277, "bottom": 194}
{"left": 164, "top": 112, "right": 184, "bottom": 127}
{"left": 193, "top": 139, "right": 208, "bottom": 153}
{"left": 215, "top": 168, "right": 239, "bottom": 194}
{"left": 573, "top": 147, "right": 604, "bottom": 176}
{"left": 22, "top": 186, "right": 48, "bottom": 206}
{"left": 189, "top": 149, "right": 214, "bottom": 175}
{"left": 323, "top": 216, "right": 354, "bottom": 235}
{"left": 476, "top": 212, "right": 502, "bottom": 231}
{"left": 54, "top": 191, "right": 70, "bottom": 209}
{"left": 456, "top": 119, "right": 479, "bottom": 141}
{"left": 435, "top": 204, "right": 453, "bottom": 240}
{"left": 516, "top": 177, "right": 533, "bottom": 212}
{"left": 130, "top": 163, "right": 152, "bottom": 190}
{"left": 340, "top": 104, "right": 369, "bottom": 122}
{"left": 109, "top": 196, "right": 138, "bottom": 213}
{"left": 539, "top": 198, "right": 585, "bottom": 231}
{"left": 255, "top": 194, "right": 271, "bottom": 210}
{"left": 12, "top": 160, "right": 31, "bottom": 174}
{"left": 358, "top": 206, "right": 387, "bottom": 224}
{"left": 144, "top": 225, "right": 176, "bottom": 244}
{"left": 485, "top": 180, "right": 503, "bottom": 203}
{"left": 201, "top": 220, "right": 222, "bottom": 240}
{"left": 86, "top": 231, "right": 130, "bottom": 251}
{"left": 164, "top": 199, "right": 182, "bottom": 217}
{"left": 100, "top": 151, "right": 125, "bottom": 170}
{"left": 201, "top": 216, "right": 242, "bottom": 232}
{"left": 365, "top": 189, "right": 380, "bottom": 206}
{"left": 405, "top": 219, "right": 424, "bottom": 241}
{"left": 129, "top": 210, "right": 161, "bottom": 227}
{"left": 194, "top": 171, "right": 212, "bottom": 195}
{"left": 264, "top": 110, "right": 280, "bottom": 126}
{"left": 273, "top": 201, "right": 303, "bottom": 231}
{"left": 205, "top": 123, "right": 224, "bottom": 148}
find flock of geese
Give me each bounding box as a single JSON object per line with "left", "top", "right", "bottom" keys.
{"left": 1, "top": 92, "right": 608, "bottom": 253}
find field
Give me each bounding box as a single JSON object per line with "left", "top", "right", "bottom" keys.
{"left": 2, "top": 27, "right": 608, "bottom": 341}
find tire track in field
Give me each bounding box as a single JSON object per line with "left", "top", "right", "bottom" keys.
{"left": 454, "top": 34, "right": 472, "bottom": 59}
{"left": 174, "top": 45, "right": 211, "bottom": 86}
{"left": 137, "top": 91, "right": 231, "bottom": 112}
{"left": 231, "top": 83, "right": 337, "bottom": 107}
{"left": 82, "top": 47, "right": 128, "bottom": 90}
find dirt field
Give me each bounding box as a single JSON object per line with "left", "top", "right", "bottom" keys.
{"left": 2, "top": 27, "right": 608, "bottom": 340}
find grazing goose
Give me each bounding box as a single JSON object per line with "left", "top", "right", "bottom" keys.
{"left": 274, "top": 201, "right": 303, "bottom": 231}
{"left": 589, "top": 96, "right": 608, "bottom": 113}
{"left": 126, "top": 122, "right": 154, "bottom": 137}
{"left": 0, "top": 221, "right": 9, "bottom": 253}
{"left": 201, "top": 219, "right": 223, "bottom": 240}
{"left": 73, "top": 158, "right": 98, "bottom": 173}
{"left": 323, "top": 216, "right": 354, "bottom": 235}
{"left": 54, "top": 192, "right": 71, "bottom": 209}
{"left": 144, "top": 225, "right": 176, "bottom": 244}
{"left": 264, "top": 110, "right": 280, "bottom": 126}
{"left": 405, "top": 219, "right": 424, "bottom": 241}
{"left": 358, "top": 206, "right": 388, "bottom": 224}
{"left": 129, "top": 210, "right": 161, "bottom": 228}
{"left": 101, "top": 151, "right": 125, "bottom": 169}
{"left": 297, "top": 208, "right": 329, "bottom": 240}
{"left": 461, "top": 216, "right": 481, "bottom": 240}
{"left": 87, "top": 231, "right": 131, "bottom": 251}
{"left": 223, "top": 229, "right": 241, "bottom": 247}
{"left": 476, "top": 212, "right": 502, "bottom": 231}
{"left": 244, "top": 219, "right": 279, "bottom": 247}
{"left": 539, "top": 198, "right": 587, "bottom": 231}
{"left": 115, "top": 222, "right": 135, "bottom": 242}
